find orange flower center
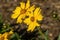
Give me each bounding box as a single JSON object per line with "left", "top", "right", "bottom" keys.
{"left": 20, "top": 9, "right": 26, "bottom": 14}
{"left": 30, "top": 17, "right": 35, "bottom": 22}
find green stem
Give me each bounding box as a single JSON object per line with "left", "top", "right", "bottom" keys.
{"left": 37, "top": 27, "right": 48, "bottom": 40}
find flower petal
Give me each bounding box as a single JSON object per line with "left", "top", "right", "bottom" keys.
{"left": 27, "top": 22, "right": 36, "bottom": 32}
{"left": 26, "top": 11, "right": 33, "bottom": 17}
{"left": 17, "top": 15, "right": 23, "bottom": 23}
{"left": 11, "top": 7, "right": 21, "bottom": 19}
{"left": 37, "top": 11, "right": 43, "bottom": 21}
{"left": 34, "top": 22, "right": 40, "bottom": 26}
{"left": 24, "top": 18, "right": 31, "bottom": 25}
{"left": 25, "top": 11, "right": 30, "bottom": 16}
{"left": 27, "top": 5, "right": 35, "bottom": 12}
{"left": 20, "top": 2, "right": 25, "bottom": 9}
{"left": 25, "top": 0, "right": 30, "bottom": 9}
{"left": 27, "top": 21, "right": 40, "bottom": 32}
{"left": 34, "top": 7, "right": 40, "bottom": 16}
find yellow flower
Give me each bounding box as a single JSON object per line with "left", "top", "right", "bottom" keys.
{"left": 0, "top": 31, "right": 13, "bottom": 40}
{"left": 11, "top": 0, "right": 35, "bottom": 23}
{"left": 24, "top": 7, "right": 43, "bottom": 32}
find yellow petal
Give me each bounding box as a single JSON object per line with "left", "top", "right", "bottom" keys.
{"left": 0, "top": 34, "right": 1, "bottom": 35}
{"left": 17, "top": 15, "right": 23, "bottom": 23}
{"left": 27, "top": 23, "right": 33, "bottom": 31}
{"left": 34, "top": 22, "right": 40, "bottom": 26}
{"left": 26, "top": 11, "right": 34, "bottom": 18}
{"left": 4, "top": 39, "right": 8, "bottom": 40}
{"left": 25, "top": 11, "right": 30, "bottom": 16}
{"left": 27, "top": 21, "right": 40, "bottom": 32}
{"left": 26, "top": 0, "right": 30, "bottom": 9}
{"left": 20, "top": 2, "right": 25, "bottom": 9}
{"left": 37, "top": 15, "right": 43, "bottom": 21}
{"left": 11, "top": 7, "right": 21, "bottom": 19}
{"left": 27, "top": 5, "right": 35, "bottom": 12}
{"left": 24, "top": 18, "right": 31, "bottom": 25}
{"left": 9, "top": 31, "right": 13, "bottom": 34}
{"left": 36, "top": 11, "right": 43, "bottom": 21}
{"left": 34, "top": 7, "right": 40, "bottom": 16}
{"left": 27, "top": 23, "right": 36, "bottom": 32}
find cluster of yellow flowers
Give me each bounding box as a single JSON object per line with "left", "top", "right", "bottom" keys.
{"left": 11, "top": 0, "right": 43, "bottom": 32}
{"left": 0, "top": 31, "right": 13, "bottom": 40}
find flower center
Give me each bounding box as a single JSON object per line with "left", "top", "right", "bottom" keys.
{"left": 30, "top": 17, "right": 35, "bottom": 22}
{"left": 20, "top": 9, "right": 26, "bottom": 14}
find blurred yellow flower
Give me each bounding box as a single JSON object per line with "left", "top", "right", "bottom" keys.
{"left": 11, "top": 0, "right": 35, "bottom": 23}
{"left": 24, "top": 7, "right": 43, "bottom": 32}
{"left": 0, "top": 31, "right": 13, "bottom": 40}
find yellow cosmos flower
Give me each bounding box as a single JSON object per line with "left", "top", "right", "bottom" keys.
{"left": 24, "top": 7, "right": 43, "bottom": 32}
{"left": 11, "top": 0, "right": 35, "bottom": 23}
{"left": 0, "top": 31, "right": 13, "bottom": 40}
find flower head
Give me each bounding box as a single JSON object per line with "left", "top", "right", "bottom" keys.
{"left": 24, "top": 7, "right": 43, "bottom": 32}
{"left": 0, "top": 31, "right": 13, "bottom": 40}
{"left": 11, "top": 0, "right": 35, "bottom": 23}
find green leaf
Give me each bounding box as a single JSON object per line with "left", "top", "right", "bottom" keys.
{"left": 44, "top": 30, "right": 49, "bottom": 40}
{"left": 15, "top": 32, "right": 21, "bottom": 40}
{"left": 10, "top": 32, "right": 21, "bottom": 40}
{"left": 57, "top": 34, "right": 60, "bottom": 40}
